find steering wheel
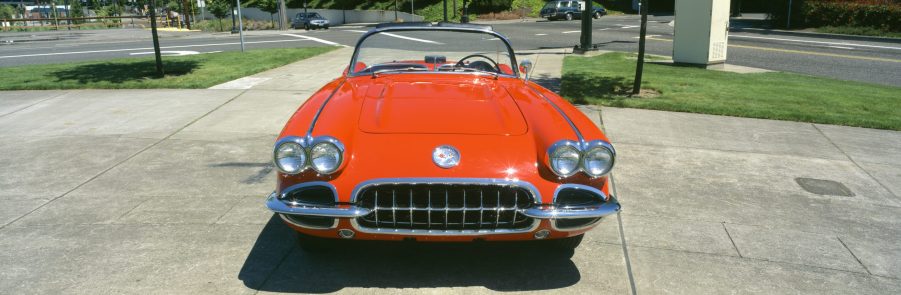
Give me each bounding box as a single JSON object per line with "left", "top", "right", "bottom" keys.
{"left": 455, "top": 54, "right": 501, "bottom": 73}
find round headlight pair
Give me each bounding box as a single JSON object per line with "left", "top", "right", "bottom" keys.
{"left": 548, "top": 140, "right": 615, "bottom": 178}
{"left": 274, "top": 136, "right": 344, "bottom": 175}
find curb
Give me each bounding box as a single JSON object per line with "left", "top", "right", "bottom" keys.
{"left": 731, "top": 27, "right": 901, "bottom": 44}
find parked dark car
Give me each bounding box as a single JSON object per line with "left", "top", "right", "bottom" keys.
{"left": 540, "top": 1, "right": 607, "bottom": 21}
{"left": 292, "top": 12, "right": 330, "bottom": 30}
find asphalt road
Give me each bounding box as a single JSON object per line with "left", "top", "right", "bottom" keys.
{"left": 1, "top": 15, "right": 899, "bottom": 86}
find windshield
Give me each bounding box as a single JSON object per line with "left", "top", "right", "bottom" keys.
{"left": 543, "top": 2, "right": 558, "bottom": 9}
{"left": 350, "top": 29, "right": 518, "bottom": 77}
{"left": 298, "top": 13, "right": 321, "bottom": 19}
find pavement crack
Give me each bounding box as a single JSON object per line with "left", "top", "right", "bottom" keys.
{"left": 837, "top": 236, "right": 872, "bottom": 275}
{"left": 0, "top": 90, "right": 69, "bottom": 118}
{"left": 812, "top": 123, "right": 900, "bottom": 202}
{"left": 0, "top": 89, "right": 249, "bottom": 230}
{"left": 722, "top": 222, "right": 743, "bottom": 258}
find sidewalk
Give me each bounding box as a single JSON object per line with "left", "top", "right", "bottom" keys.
{"left": 1, "top": 47, "right": 899, "bottom": 294}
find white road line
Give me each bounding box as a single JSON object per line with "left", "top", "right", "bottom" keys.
{"left": 535, "top": 33, "right": 548, "bottom": 36}
{"left": 381, "top": 32, "right": 443, "bottom": 44}
{"left": 620, "top": 25, "right": 639, "bottom": 29}
{"left": 343, "top": 29, "right": 369, "bottom": 33}
{"left": 729, "top": 34, "right": 901, "bottom": 51}
{"left": 0, "top": 39, "right": 311, "bottom": 59}
{"left": 562, "top": 30, "right": 581, "bottom": 34}
{"left": 281, "top": 33, "right": 346, "bottom": 46}
{"left": 598, "top": 28, "right": 612, "bottom": 31}
{"left": 827, "top": 45, "right": 855, "bottom": 50}
{"left": 633, "top": 35, "right": 660, "bottom": 39}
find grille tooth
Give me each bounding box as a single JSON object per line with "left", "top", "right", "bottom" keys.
{"left": 357, "top": 183, "right": 534, "bottom": 232}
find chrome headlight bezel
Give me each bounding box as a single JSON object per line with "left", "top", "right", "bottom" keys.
{"left": 273, "top": 136, "right": 345, "bottom": 175}
{"left": 547, "top": 140, "right": 582, "bottom": 178}
{"left": 581, "top": 140, "right": 616, "bottom": 177}
{"left": 547, "top": 139, "right": 616, "bottom": 179}
{"left": 309, "top": 136, "right": 345, "bottom": 174}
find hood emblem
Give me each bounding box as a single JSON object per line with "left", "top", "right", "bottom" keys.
{"left": 433, "top": 145, "right": 461, "bottom": 168}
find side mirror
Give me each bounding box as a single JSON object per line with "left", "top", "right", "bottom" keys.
{"left": 520, "top": 60, "right": 533, "bottom": 81}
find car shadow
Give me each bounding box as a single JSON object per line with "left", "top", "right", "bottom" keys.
{"left": 239, "top": 215, "right": 581, "bottom": 293}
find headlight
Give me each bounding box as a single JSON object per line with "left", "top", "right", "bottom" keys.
{"left": 549, "top": 141, "right": 581, "bottom": 177}
{"left": 310, "top": 141, "right": 342, "bottom": 174}
{"left": 275, "top": 141, "right": 306, "bottom": 174}
{"left": 582, "top": 145, "right": 614, "bottom": 177}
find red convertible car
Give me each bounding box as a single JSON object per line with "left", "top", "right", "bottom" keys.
{"left": 266, "top": 23, "right": 620, "bottom": 250}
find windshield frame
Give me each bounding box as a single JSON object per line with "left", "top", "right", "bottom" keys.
{"left": 347, "top": 26, "right": 520, "bottom": 79}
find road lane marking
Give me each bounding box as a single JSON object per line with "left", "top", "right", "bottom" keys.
{"left": 634, "top": 35, "right": 660, "bottom": 39}
{"left": 646, "top": 37, "right": 901, "bottom": 63}
{"left": 381, "top": 32, "right": 443, "bottom": 44}
{"left": 729, "top": 34, "right": 901, "bottom": 51}
{"left": 826, "top": 46, "right": 855, "bottom": 50}
{"left": 130, "top": 50, "right": 200, "bottom": 56}
{"left": 0, "top": 39, "right": 311, "bottom": 59}
{"left": 562, "top": 30, "right": 581, "bottom": 34}
{"left": 620, "top": 25, "right": 639, "bottom": 29}
{"left": 343, "top": 29, "right": 368, "bottom": 33}
{"left": 281, "top": 33, "right": 346, "bottom": 46}
{"left": 535, "top": 33, "right": 548, "bottom": 36}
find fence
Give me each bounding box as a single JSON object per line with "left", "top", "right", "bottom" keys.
{"left": 215, "top": 8, "right": 424, "bottom": 25}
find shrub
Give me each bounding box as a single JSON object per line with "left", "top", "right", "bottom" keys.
{"left": 768, "top": 0, "right": 900, "bottom": 31}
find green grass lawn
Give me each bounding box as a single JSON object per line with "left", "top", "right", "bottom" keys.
{"left": 0, "top": 47, "right": 337, "bottom": 90}
{"left": 561, "top": 52, "right": 901, "bottom": 131}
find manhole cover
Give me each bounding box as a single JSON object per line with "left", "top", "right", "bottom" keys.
{"left": 795, "top": 178, "right": 854, "bottom": 197}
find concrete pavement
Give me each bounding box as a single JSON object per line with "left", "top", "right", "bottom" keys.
{"left": 1, "top": 47, "right": 900, "bottom": 294}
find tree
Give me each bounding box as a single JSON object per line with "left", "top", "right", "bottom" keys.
{"left": 253, "top": 0, "right": 278, "bottom": 26}
{"left": 207, "top": 0, "right": 230, "bottom": 31}
{"left": 0, "top": 4, "right": 16, "bottom": 20}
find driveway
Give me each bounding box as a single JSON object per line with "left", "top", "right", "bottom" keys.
{"left": 1, "top": 48, "right": 899, "bottom": 294}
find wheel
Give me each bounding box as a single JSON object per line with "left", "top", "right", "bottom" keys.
{"left": 594, "top": 12, "right": 601, "bottom": 19}
{"left": 296, "top": 232, "right": 332, "bottom": 252}
{"left": 304, "top": 24, "right": 310, "bottom": 30}
{"left": 324, "top": 26, "right": 329, "bottom": 30}
{"left": 547, "top": 17, "right": 554, "bottom": 21}
{"left": 548, "top": 234, "right": 584, "bottom": 250}
{"left": 565, "top": 13, "right": 573, "bottom": 21}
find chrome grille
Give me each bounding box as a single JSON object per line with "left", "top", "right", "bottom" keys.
{"left": 355, "top": 184, "right": 535, "bottom": 231}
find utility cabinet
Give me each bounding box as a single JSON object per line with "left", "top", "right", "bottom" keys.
{"left": 673, "top": 0, "right": 731, "bottom": 65}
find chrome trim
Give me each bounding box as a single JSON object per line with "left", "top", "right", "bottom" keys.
{"left": 524, "top": 194, "right": 620, "bottom": 219}
{"left": 552, "top": 183, "right": 609, "bottom": 204}
{"left": 279, "top": 213, "right": 339, "bottom": 230}
{"left": 580, "top": 140, "right": 616, "bottom": 177}
{"left": 348, "top": 178, "right": 541, "bottom": 236}
{"left": 308, "top": 136, "right": 346, "bottom": 175}
{"left": 277, "top": 181, "right": 338, "bottom": 201}
{"left": 349, "top": 178, "right": 542, "bottom": 204}
{"left": 273, "top": 136, "right": 346, "bottom": 175}
{"left": 349, "top": 218, "right": 540, "bottom": 236}
{"left": 348, "top": 26, "right": 520, "bottom": 78}
{"left": 273, "top": 136, "right": 311, "bottom": 175}
{"left": 546, "top": 139, "right": 617, "bottom": 179}
{"left": 306, "top": 79, "right": 347, "bottom": 137}
{"left": 267, "top": 191, "right": 371, "bottom": 218}
{"left": 547, "top": 140, "right": 582, "bottom": 178}
{"left": 526, "top": 83, "right": 584, "bottom": 143}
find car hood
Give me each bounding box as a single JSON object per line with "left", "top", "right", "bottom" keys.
{"left": 357, "top": 77, "right": 528, "bottom": 136}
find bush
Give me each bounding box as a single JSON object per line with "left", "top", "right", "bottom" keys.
{"left": 769, "top": 0, "right": 901, "bottom": 31}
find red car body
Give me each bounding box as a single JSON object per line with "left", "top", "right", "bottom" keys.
{"left": 267, "top": 23, "right": 619, "bottom": 249}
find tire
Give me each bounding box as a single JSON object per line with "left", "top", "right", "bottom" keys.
{"left": 565, "top": 13, "right": 573, "bottom": 21}
{"left": 304, "top": 24, "right": 310, "bottom": 31}
{"left": 548, "top": 234, "right": 584, "bottom": 250}
{"left": 296, "top": 232, "right": 333, "bottom": 253}
{"left": 594, "top": 12, "right": 601, "bottom": 19}
{"left": 324, "top": 26, "right": 329, "bottom": 30}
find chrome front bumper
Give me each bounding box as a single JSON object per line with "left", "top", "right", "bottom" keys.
{"left": 266, "top": 192, "right": 621, "bottom": 230}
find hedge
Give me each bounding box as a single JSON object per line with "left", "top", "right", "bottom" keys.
{"left": 769, "top": 0, "right": 901, "bottom": 31}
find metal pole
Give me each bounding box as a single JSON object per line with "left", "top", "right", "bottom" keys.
{"left": 236, "top": 0, "right": 244, "bottom": 52}
{"left": 443, "top": 0, "right": 447, "bottom": 22}
{"left": 632, "top": 0, "right": 648, "bottom": 95}
{"left": 786, "top": 0, "right": 793, "bottom": 29}
{"left": 579, "top": 0, "right": 592, "bottom": 50}
{"left": 394, "top": 0, "right": 397, "bottom": 21}
{"left": 149, "top": 0, "right": 164, "bottom": 76}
